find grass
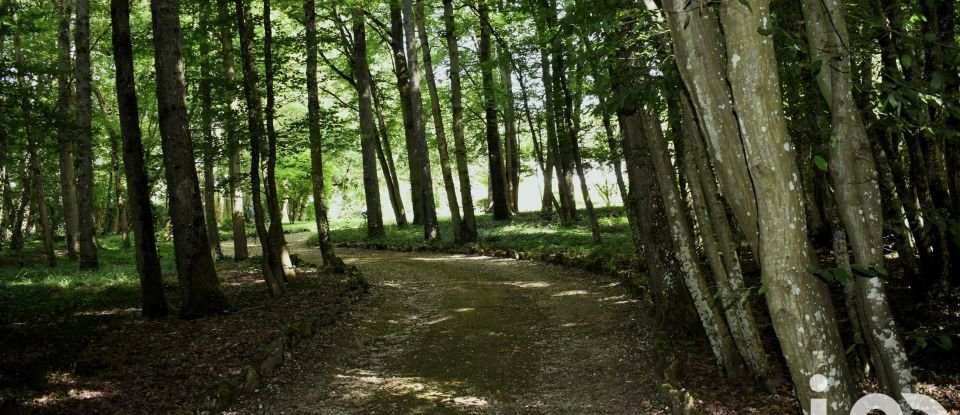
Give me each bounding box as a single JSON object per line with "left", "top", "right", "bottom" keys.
{"left": 324, "top": 206, "right": 638, "bottom": 276}
{"left": 0, "top": 236, "right": 179, "bottom": 323}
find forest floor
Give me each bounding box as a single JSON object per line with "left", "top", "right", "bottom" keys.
{"left": 228, "top": 242, "right": 800, "bottom": 414}
{"left": 0, "top": 234, "right": 364, "bottom": 414}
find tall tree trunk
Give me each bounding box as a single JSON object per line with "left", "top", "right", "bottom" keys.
{"left": 442, "top": 0, "right": 477, "bottom": 240}
{"left": 14, "top": 14, "right": 56, "bottom": 267}
{"left": 217, "top": 0, "right": 248, "bottom": 261}
{"left": 56, "top": 0, "right": 80, "bottom": 261}
{"left": 479, "top": 0, "right": 510, "bottom": 221}
{"left": 111, "top": 0, "right": 170, "bottom": 318}
{"left": 389, "top": 1, "right": 424, "bottom": 225}
{"left": 198, "top": 1, "right": 223, "bottom": 260}
{"left": 801, "top": 0, "right": 914, "bottom": 400}
{"left": 415, "top": 0, "right": 462, "bottom": 243}
{"left": 263, "top": 0, "right": 296, "bottom": 279}
{"left": 371, "top": 80, "right": 408, "bottom": 226}
{"left": 498, "top": 43, "right": 520, "bottom": 212}
{"left": 539, "top": 47, "right": 559, "bottom": 217}
{"left": 11, "top": 168, "right": 31, "bottom": 263}
{"left": 543, "top": 2, "right": 576, "bottom": 225}
{"left": 565, "top": 54, "right": 600, "bottom": 243}
{"left": 717, "top": 1, "right": 854, "bottom": 411}
{"left": 75, "top": 0, "right": 100, "bottom": 269}
{"left": 234, "top": 0, "right": 287, "bottom": 295}
{"left": 401, "top": 0, "right": 439, "bottom": 240}
{"left": 151, "top": 0, "right": 229, "bottom": 318}
{"left": 352, "top": 7, "right": 386, "bottom": 237}
{"left": 305, "top": 0, "right": 345, "bottom": 271}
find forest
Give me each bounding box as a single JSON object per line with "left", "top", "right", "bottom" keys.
{"left": 0, "top": 0, "right": 958, "bottom": 413}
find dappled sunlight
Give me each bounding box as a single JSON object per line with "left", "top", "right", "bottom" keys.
{"left": 561, "top": 322, "right": 590, "bottom": 328}
{"left": 454, "top": 307, "right": 475, "bottom": 313}
{"left": 501, "top": 281, "right": 552, "bottom": 288}
{"left": 331, "top": 369, "right": 489, "bottom": 410}
{"left": 410, "top": 255, "right": 493, "bottom": 262}
{"left": 25, "top": 371, "right": 116, "bottom": 409}
{"left": 73, "top": 307, "right": 140, "bottom": 317}
{"left": 426, "top": 316, "right": 453, "bottom": 325}
{"left": 552, "top": 290, "right": 590, "bottom": 297}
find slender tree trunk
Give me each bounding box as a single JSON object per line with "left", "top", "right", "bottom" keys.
{"left": 801, "top": 0, "right": 914, "bottom": 400}
{"left": 11, "top": 169, "right": 30, "bottom": 262}
{"left": 479, "top": 1, "right": 510, "bottom": 221}
{"left": 566, "top": 56, "right": 600, "bottom": 242}
{"left": 539, "top": 47, "right": 559, "bottom": 217}
{"left": 75, "top": 0, "right": 99, "bottom": 269}
{"left": 389, "top": 1, "right": 424, "bottom": 225}
{"left": 263, "top": 0, "right": 296, "bottom": 279}
{"left": 14, "top": 18, "right": 56, "bottom": 267}
{"left": 442, "top": 0, "right": 477, "bottom": 240}
{"left": 416, "top": 0, "right": 462, "bottom": 242}
{"left": 151, "top": 0, "right": 229, "bottom": 318}
{"left": 198, "top": 2, "right": 223, "bottom": 260}
{"left": 498, "top": 43, "right": 520, "bottom": 212}
{"left": 111, "top": 0, "right": 170, "bottom": 318}
{"left": 352, "top": 7, "right": 386, "bottom": 237}
{"left": 234, "top": 0, "right": 287, "bottom": 295}
{"left": 56, "top": 0, "right": 80, "bottom": 260}
{"left": 401, "top": 0, "right": 439, "bottom": 240}
{"left": 371, "top": 80, "right": 408, "bottom": 226}
{"left": 216, "top": 0, "right": 248, "bottom": 261}
{"left": 305, "top": 0, "right": 345, "bottom": 271}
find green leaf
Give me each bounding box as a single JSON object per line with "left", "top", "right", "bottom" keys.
{"left": 834, "top": 268, "right": 850, "bottom": 284}
{"left": 757, "top": 26, "right": 775, "bottom": 36}
{"left": 931, "top": 71, "right": 945, "bottom": 90}
{"left": 935, "top": 335, "right": 953, "bottom": 350}
{"left": 814, "top": 155, "right": 829, "bottom": 172}
{"left": 757, "top": 284, "right": 768, "bottom": 295}
{"left": 901, "top": 55, "right": 912, "bottom": 69}
{"left": 738, "top": 0, "right": 754, "bottom": 13}
{"left": 846, "top": 344, "right": 858, "bottom": 355}
{"left": 810, "top": 59, "right": 823, "bottom": 76}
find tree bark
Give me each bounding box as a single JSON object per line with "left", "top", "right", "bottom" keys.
{"left": 263, "top": 0, "right": 297, "bottom": 279}
{"left": 216, "top": 0, "right": 248, "bottom": 261}
{"left": 151, "top": 0, "right": 230, "bottom": 318}
{"left": 75, "top": 0, "right": 100, "bottom": 269}
{"left": 352, "top": 7, "right": 386, "bottom": 237}
{"left": 401, "top": 0, "right": 439, "bottom": 241}
{"left": 198, "top": 1, "right": 223, "bottom": 261}
{"left": 56, "top": 0, "right": 80, "bottom": 261}
{"left": 539, "top": 46, "right": 560, "bottom": 217}
{"left": 371, "top": 79, "right": 408, "bottom": 226}
{"left": 442, "top": 0, "right": 477, "bottom": 240}
{"left": 479, "top": 0, "right": 510, "bottom": 221}
{"left": 801, "top": 0, "right": 914, "bottom": 400}
{"left": 566, "top": 53, "right": 600, "bottom": 243}
{"left": 389, "top": 1, "right": 424, "bottom": 225}
{"left": 498, "top": 43, "right": 520, "bottom": 212}
{"left": 234, "top": 0, "right": 287, "bottom": 296}
{"left": 111, "top": 0, "right": 170, "bottom": 318}
{"left": 305, "top": 0, "right": 345, "bottom": 271}
{"left": 415, "top": 0, "right": 462, "bottom": 243}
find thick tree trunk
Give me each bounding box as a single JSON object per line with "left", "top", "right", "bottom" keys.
{"left": 352, "top": 7, "right": 386, "bottom": 237}
{"left": 389, "top": 1, "right": 424, "bottom": 225}
{"left": 415, "top": 0, "right": 462, "bottom": 243}
{"left": 56, "top": 0, "right": 80, "bottom": 260}
{"left": 75, "top": 0, "right": 100, "bottom": 269}
{"left": 718, "top": 1, "right": 854, "bottom": 411}
{"left": 479, "top": 1, "right": 510, "bottom": 221}
{"left": 151, "top": 0, "right": 229, "bottom": 318}
{"left": 234, "top": 0, "right": 287, "bottom": 295}
{"left": 304, "top": 0, "right": 345, "bottom": 271}
{"left": 539, "top": 47, "right": 559, "bottom": 217}
{"left": 442, "top": 0, "right": 477, "bottom": 240}
{"left": 13, "top": 17, "right": 56, "bottom": 267}
{"left": 198, "top": 2, "right": 223, "bottom": 261}
{"left": 263, "top": 0, "right": 296, "bottom": 279}
{"left": 401, "top": 0, "right": 439, "bottom": 241}
{"left": 801, "top": 0, "right": 914, "bottom": 400}
{"left": 110, "top": 0, "right": 170, "bottom": 318}
{"left": 216, "top": 0, "right": 248, "bottom": 261}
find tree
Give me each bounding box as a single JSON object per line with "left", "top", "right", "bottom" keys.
{"left": 110, "top": 0, "right": 170, "bottom": 318}
{"left": 305, "top": 0, "right": 345, "bottom": 271}
{"left": 75, "top": 0, "right": 99, "bottom": 269}
{"left": 234, "top": 0, "right": 287, "bottom": 296}
{"left": 479, "top": 0, "right": 510, "bottom": 221}
{"left": 151, "top": 0, "right": 229, "bottom": 318}
{"left": 216, "top": 0, "right": 248, "bottom": 261}
{"left": 351, "top": 6, "right": 385, "bottom": 238}
{"left": 442, "top": 0, "right": 477, "bottom": 241}
{"left": 56, "top": 0, "right": 80, "bottom": 261}
{"left": 198, "top": 1, "right": 223, "bottom": 261}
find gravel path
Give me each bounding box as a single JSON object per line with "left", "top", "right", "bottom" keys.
{"left": 228, "top": 237, "right": 660, "bottom": 414}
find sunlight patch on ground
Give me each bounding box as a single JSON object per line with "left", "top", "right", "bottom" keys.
{"left": 455, "top": 307, "right": 475, "bottom": 313}
{"left": 73, "top": 307, "right": 140, "bottom": 317}
{"left": 552, "top": 290, "right": 590, "bottom": 297}
{"left": 426, "top": 316, "right": 453, "bottom": 325}
{"left": 501, "top": 281, "right": 552, "bottom": 288}
{"left": 332, "top": 369, "right": 489, "bottom": 410}
{"left": 561, "top": 322, "right": 589, "bottom": 328}
{"left": 410, "top": 255, "right": 492, "bottom": 262}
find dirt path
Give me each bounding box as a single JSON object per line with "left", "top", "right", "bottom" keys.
{"left": 228, "top": 236, "right": 660, "bottom": 414}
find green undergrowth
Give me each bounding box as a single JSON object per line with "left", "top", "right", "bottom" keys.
{"left": 322, "top": 207, "right": 639, "bottom": 279}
